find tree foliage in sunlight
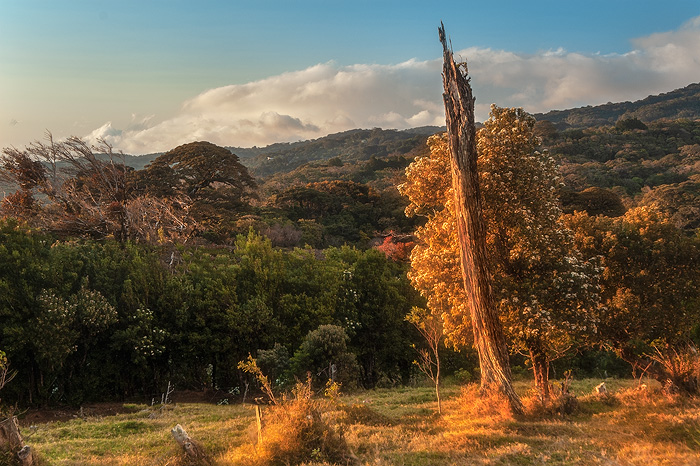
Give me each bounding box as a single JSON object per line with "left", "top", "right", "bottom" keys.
{"left": 564, "top": 206, "right": 700, "bottom": 390}
{"left": 400, "top": 106, "right": 600, "bottom": 396}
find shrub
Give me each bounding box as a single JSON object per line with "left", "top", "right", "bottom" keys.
{"left": 290, "top": 325, "right": 359, "bottom": 388}
{"left": 523, "top": 371, "right": 579, "bottom": 417}
{"left": 219, "top": 381, "right": 357, "bottom": 466}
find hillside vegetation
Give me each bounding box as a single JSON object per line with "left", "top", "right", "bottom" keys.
{"left": 534, "top": 82, "right": 700, "bottom": 128}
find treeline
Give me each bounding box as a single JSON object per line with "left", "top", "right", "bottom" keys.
{"left": 0, "top": 220, "right": 431, "bottom": 405}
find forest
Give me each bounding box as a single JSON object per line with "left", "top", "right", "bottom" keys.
{"left": 0, "top": 78, "right": 699, "bottom": 464}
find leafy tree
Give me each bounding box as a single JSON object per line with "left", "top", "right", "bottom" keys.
{"left": 639, "top": 176, "right": 700, "bottom": 231}
{"left": 615, "top": 117, "right": 648, "bottom": 132}
{"left": 565, "top": 207, "right": 700, "bottom": 390}
{"left": 326, "top": 246, "right": 418, "bottom": 387}
{"left": 136, "top": 141, "right": 258, "bottom": 240}
{"left": 290, "top": 325, "right": 359, "bottom": 387}
{"left": 401, "top": 107, "right": 600, "bottom": 397}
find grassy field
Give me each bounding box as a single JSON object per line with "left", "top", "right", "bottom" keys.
{"left": 18, "top": 378, "right": 700, "bottom": 465}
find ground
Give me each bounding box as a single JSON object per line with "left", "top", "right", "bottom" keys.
{"left": 10, "top": 378, "right": 700, "bottom": 466}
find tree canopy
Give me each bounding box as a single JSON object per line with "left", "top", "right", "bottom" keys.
{"left": 401, "top": 106, "right": 600, "bottom": 396}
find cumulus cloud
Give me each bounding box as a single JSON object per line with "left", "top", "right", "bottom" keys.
{"left": 95, "top": 16, "right": 700, "bottom": 154}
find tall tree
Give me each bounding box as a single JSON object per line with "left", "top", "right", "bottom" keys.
{"left": 438, "top": 24, "right": 522, "bottom": 412}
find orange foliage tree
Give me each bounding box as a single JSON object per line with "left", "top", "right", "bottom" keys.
{"left": 400, "top": 107, "right": 600, "bottom": 397}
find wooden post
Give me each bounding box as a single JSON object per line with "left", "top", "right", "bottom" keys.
{"left": 438, "top": 22, "right": 523, "bottom": 414}
{"left": 0, "top": 416, "right": 34, "bottom": 466}
{"left": 255, "top": 405, "right": 263, "bottom": 444}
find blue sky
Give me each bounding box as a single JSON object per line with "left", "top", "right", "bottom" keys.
{"left": 1, "top": 1, "right": 699, "bottom": 153}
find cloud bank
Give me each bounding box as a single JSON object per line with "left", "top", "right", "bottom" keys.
{"left": 92, "top": 16, "right": 700, "bottom": 154}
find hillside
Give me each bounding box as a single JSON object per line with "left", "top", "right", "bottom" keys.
{"left": 534, "top": 82, "right": 700, "bottom": 128}
{"left": 234, "top": 126, "right": 443, "bottom": 178}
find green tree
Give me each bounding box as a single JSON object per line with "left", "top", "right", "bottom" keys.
{"left": 136, "top": 141, "right": 258, "bottom": 241}
{"left": 290, "top": 325, "right": 359, "bottom": 387}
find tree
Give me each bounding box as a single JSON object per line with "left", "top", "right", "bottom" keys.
{"left": 478, "top": 107, "right": 600, "bottom": 398}
{"left": 0, "top": 133, "right": 202, "bottom": 243}
{"left": 406, "top": 307, "right": 444, "bottom": 414}
{"left": 565, "top": 207, "right": 700, "bottom": 391}
{"left": 437, "top": 24, "right": 522, "bottom": 413}
{"left": 290, "top": 325, "right": 359, "bottom": 387}
{"left": 136, "top": 141, "right": 258, "bottom": 240}
{"left": 401, "top": 108, "right": 600, "bottom": 399}
{"left": 0, "top": 133, "right": 133, "bottom": 241}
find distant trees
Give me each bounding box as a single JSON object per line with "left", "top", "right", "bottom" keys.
{"left": 0, "top": 136, "right": 258, "bottom": 243}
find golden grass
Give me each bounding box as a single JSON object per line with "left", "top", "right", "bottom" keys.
{"left": 18, "top": 379, "right": 700, "bottom": 466}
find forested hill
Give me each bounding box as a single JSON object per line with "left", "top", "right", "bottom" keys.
{"left": 228, "top": 126, "right": 444, "bottom": 178}
{"left": 534, "top": 82, "right": 700, "bottom": 128}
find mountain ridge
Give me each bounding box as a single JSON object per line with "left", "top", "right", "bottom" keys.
{"left": 533, "top": 82, "right": 700, "bottom": 128}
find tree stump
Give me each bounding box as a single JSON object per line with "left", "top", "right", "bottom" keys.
{"left": 0, "top": 416, "right": 34, "bottom": 466}
{"left": 171, "top": 424, "right": 209, "bottom": 464}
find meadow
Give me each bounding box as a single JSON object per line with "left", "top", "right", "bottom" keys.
{"left": 20, "top": 377, "right": 700, "bottom": 466}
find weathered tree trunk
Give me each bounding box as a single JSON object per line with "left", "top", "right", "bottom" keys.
{"left": 171, "top": 424, "right": 209, "bottom": 464}
{"left": 0, "top": 416, "right": 35, "bottom": 466}
{"left": 438, "top": 23, "right": 523, "bottom": 414}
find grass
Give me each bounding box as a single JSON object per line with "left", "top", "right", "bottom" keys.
{"left": 17, "top": 378, "right": 700, "bottom": 465}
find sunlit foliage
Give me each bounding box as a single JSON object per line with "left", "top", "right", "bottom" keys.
{"left": 401, "top": 106, "right": 600, "bottom": 395}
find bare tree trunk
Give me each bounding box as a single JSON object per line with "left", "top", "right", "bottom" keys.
{"left": 438, "top": 23, "right": 523, "bottom": 414}
{"left": 171, "top": 424, "right": 209, "bottom": 464}
{"left": 435, "top": 351, "right": 442, "bottom": 414}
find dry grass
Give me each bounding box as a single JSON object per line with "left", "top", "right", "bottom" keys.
{"left": 17, "top": 378, "right": 700, "bottom": 465}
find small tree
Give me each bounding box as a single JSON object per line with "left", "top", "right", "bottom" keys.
{"left": 406, "top": 307, "right": 444, "bottom": 414}
{"left": 291, "top": 325, "right": 359, "bottom": 388}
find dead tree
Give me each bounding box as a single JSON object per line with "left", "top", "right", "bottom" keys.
{"left": 0, "top": 416, "right": 35, "bottom": 466}
{"left": 438, "top": 23, "right": 523, "bottom": 414}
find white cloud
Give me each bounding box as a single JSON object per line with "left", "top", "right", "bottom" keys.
{"left": 95, "top": 16, "right": 700, "bottom": 154}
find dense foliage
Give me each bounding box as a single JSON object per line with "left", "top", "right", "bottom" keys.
{"left": 0, "top": 221, "right": 422, "bottom": 405}
{"left": 1, "top": 84, "right": 700, "bottom": 406}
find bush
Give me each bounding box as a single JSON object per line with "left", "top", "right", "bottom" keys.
{"left": 290, "top": 325, "right": 359, "bottom": 388}
{"left": 257, "top": 344, "right": 291, "bottom": 389}
{"left": 523, "top": 372, "right": 579, "bottom": 417}
{"left": 220, "top": 381, "right": 357, "bottom": 466}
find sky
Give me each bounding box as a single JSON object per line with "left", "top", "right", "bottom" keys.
{"left": 1, "top": 1, "right": 700, "bottom": 154}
